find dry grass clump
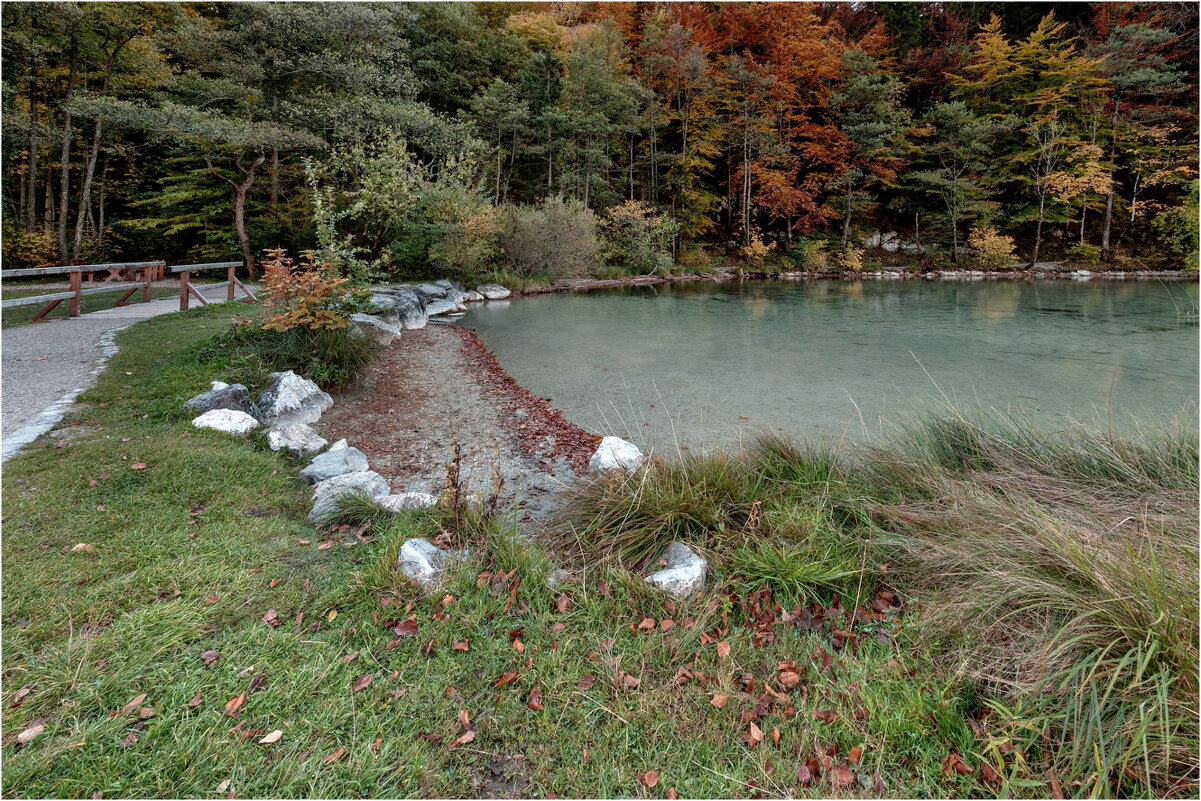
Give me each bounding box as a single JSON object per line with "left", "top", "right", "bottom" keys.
{"left": 860, "top": 409, "right": 1198, "bottom": 796}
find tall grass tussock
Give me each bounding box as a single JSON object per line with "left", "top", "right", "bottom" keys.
{"left": 553, "top": 407, "right": 1199, "bottom": 797}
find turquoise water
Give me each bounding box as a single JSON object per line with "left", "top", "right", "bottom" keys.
{"left": 456, "top": 278, "right": 1200, "bottom": 453}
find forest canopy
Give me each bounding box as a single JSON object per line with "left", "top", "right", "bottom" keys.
{"left": 3, "top": 1, "right": 1198, "bottom": 277}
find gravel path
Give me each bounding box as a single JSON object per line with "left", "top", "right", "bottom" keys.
{"left": 1, "top": 287, "right": 235, "bottom": 461}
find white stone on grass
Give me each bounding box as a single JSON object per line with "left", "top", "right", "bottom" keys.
{"left": 589, "top": 436, "right": 644, "bottom": 472}
{"left": 184, "top": 383, "right": 259, "bottom": 418}
{"left": 374, "top": 492, "right": 440, "bottom": 512}
{"left": 349, "top": 313, "right": 401, "bottom": 345}
{"left": 267, "top": 423, "right": 327, "bottom": 457}
{"left": 644, "top": 541, "right": 707, "bottom": 599}
{"left": 308, "top": 470, "right": 390, "bottom": 523}
{"left": 398, "top": 538, "right": 467, "bottom": 585}
{"left": 191, "top": 408, "right": 259, "bottom": 436}
{"left": 300, "top": 446, "right": 370, "bottom": 485}
{"left": 255, "top": 371, "right": 333, "bottom": 428}
{"left": 476, "top": 283, "right": 511, "bottom": 300}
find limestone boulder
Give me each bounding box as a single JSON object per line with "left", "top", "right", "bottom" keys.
{"left": 308, "top": 470, "right": 390, "bottom": 523}
{"left": 425, "top": 299, "right": 466, "bottom": 317}
{"left": 414, "top": 283, "right": 448, "bottom": 300}
{"left": 349, "top": 313, "right": 401, "bottom": 345}
{"left": 644, "top": 542, "right": 707, "bottom": 599}
{"left": 589, "top": 436, "right": 644, "bottom": 472}
{"left": 464, "top": 290, "right": 484, "bottom": 302}
{"left": 184, "top": 382, "right": 259, "bottom": 419}
{"left": 255, "top": 371, "right": 333, "bottom": 428}
{"left": 374, "top": 492, "right": 440, "bottom": 512}
{"left": 266, "top": 423, "right": 327, "bottom": 457}
{"left": 300, "top": 446, "right": 370, "bottom": 485}
{"left": 476, "top": 283, "right": 511, "bottom": 300}
{"left": 192, "top": 408, "right": 259, "bottom": 436}
{"left": 398, "top": 538, "right": 467, "bottom": 585}
{"left": 367, "top": 294, "right": 400, "bottom": 312}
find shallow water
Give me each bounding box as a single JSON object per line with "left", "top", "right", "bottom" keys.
{"left": 456, "top": 278, "right": 1200, "bottom": 453}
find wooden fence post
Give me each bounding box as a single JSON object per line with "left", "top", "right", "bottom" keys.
{"left": 179, "top": 270, "right": 190, "bottom": 311}
{"left": 227, "top": 262, "right": 235, "bottom": 301}
{"left": 69, "top": 270, "right": 81, "bottom": 317}
{"left": 143, "top": 267, "right": 152, "bottom": 303}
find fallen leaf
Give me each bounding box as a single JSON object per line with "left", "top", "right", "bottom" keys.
{"left": 269, "top": 578, "right": 283, "bottom": 588}
{"left": 638, "top": 617, "right": 656, "bottom": 632}
{"left": 323, "top": 747, "right": 345, "bottom": 764}
{"left": 622, "top": 673, "right": 641, "bottom": 689}
{"left": 188, "top": 692, "right": 202, "bottom": 708}
{"left": 203, "top": 595, "right": 220, "bottom": 604}
{"left": 717, "top": 641, "right": 731, "bottom": 659}
{"left": 778, "top": 670, "right": 801, "bottom": 689}
{"left": 120, "top": 694, "right": 147, "bottom": 715}
{"left": 981, "top": 761, "right": 1002, "bottom": 785}
{"left": 849, "top": 746, "right": 863, "bottom": 765}
{"left": 258, "top": 730, "right": 282, "bottom": 744}
{"left": 830, "top": 765, "right": 855, "bottom": 787}
{"left": 261, "top": 609, "right": 279, "bottom": 626}
{"left": 17, "top": 722, "right": 45, "bottom": 744}
{"left": 512, "top": 639, "right": 525, "bottom": 654}
{"left": 354, "top": 674, "right": 373, "bottom": 693}
{"left": 577, "top": 674, "right": 595, "bottom": 690}
{"left": 131, "top": 463, "right": 147, "bottom": 470}
{"left": 12, "top": 687, "right": 32, "bottom": 707}
{"left": 667, "top": 788, "right": 678, "bottom": 799}
{"left": 238, "top": 666, "right": 255, "bottom": 679}
{"left": 70, "top": 543, "right": 94, "bottom": 553}
{"left": 555, "top": 593, "right": 570, "bottom": 613}
{"left": 452, "top": 639, "right": 470, "bottom": 652}
{"left": 216, "top": 780, "right": 230, "bottom": 793}
{"left": 457, "top": 709, "right": 471, "bottom": 730}
{"left": 394, "top": 619, "right": 418, "bottom": 638}
{"left": 139, "top": 707, "right": 155, "bottom": 719}
{"left": 201, "top": 650, "right": 219, "bottom": 666}
{"left": 743, "top": 722, "right": 763, "bottom": 748}
{"left": 224, "top": 691, "right": 247, "bottom": 718}
{"left": 527, "top": 687, "right": 544, "bottom": 711}
{"left": 496, "top": 671, "right": 519, "bottom": 687}
{"left": 342, "top": 652, "right": 360, "bottom": 664}
{"left": 771, "top": 726, "right": 780, "bottom": 746}
{"left": 942, "top": 753, "right": 974, "bottom": 776}
{"left": 642, "top": 770, "right": 659, "bottom": 788}
{"left": 448, "top": 730, "right": 475, "bottom": 750}
{"left": 710, "top": 692, "right": 729, "bottom": 708}
{"left": 318, "top": 542, "right": 334, "bottom": 551}
{"left": 327, "top": 608, "right": 337, "bottom": 622}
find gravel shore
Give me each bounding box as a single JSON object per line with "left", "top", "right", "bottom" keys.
{"left": 315, "top": 323, "right": 600, "bottom": 529}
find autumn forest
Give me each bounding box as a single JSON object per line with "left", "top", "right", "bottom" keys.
{"left": 2, "top": 2, "right": 1198, "bottom": 278}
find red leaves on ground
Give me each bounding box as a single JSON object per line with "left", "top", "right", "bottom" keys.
{"left": 188, "top": 692, "right": 203, "bottom": 708}
{"left": 200, "top": 650, "right": 219, "bottom": 666}
{"left": 716, "top": 641, "right": 731, "bottom": 659}
{"left": 353, "top": 674, "right": 373, "bottom": 693}
{"left": 829, "top": 765, "right": 856, "bottom": 787}
{"left": 224, "top": 692, "right": 247, "bottom": 718}
{"left": 452, "top": 639, "right": 471, "bottom": 652}
{"left": 323, "top": 747, "right": 345, "bottom": 764}
{"left": 577, "top": 674, "right": 595, "bottom": 690}
{"left": 742, "top": 722, "right": 764, "bottom": 748}
{"left": 980, "top": 761, "right": 1003, "bottom": 785}
{"left": 637, "top": 617, "right": 656, "bottom": 632}
{"left": 555, "top": 593, "right": 571, "bottom": 614}
{"left": 814, "top": 709, "right": 840, "bottom": 724}
{"left": 261, "top": 609, "right": 281, "bottom": 627}
{"left": 394, "top": 618, "right": 418, "bottom": 638}
{"left": 849, "top": 745, "right": 864, "bottom": 765}
{"left": 641, "top": 770, "right": 659, "bottom": 788}
{"left": 496, "top": 671, "right": 519, "bottom": 687}
{"left": 710, "top": 692, "right": 730, "bottom": 708}
{"left": 942, "top": 753, "right": 975, "bottom": 776}
{"left": 527, "top": 688, "right": 544, "bottom": 711}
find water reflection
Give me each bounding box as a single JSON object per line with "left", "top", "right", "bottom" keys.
{"left": 459, "top": 279, "right": 1199, "bottom": 451}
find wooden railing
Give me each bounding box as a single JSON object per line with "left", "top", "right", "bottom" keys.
{"left": 172, "top": 262, "right": 256, "bottom": 311}
{"left": 0, "top": 262, "right": 164, "bottom": 321}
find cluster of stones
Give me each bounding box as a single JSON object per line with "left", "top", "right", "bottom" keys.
{"left": 350, "top": 280, "right": 511, "bottom": 346}
{"left": 184, "top": 371, "right": 439, "bottom": 525}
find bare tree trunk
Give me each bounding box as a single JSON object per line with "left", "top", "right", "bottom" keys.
{"left": 27, "top": 63, "right": 39, "bottom": 231}
{"left": 207, "top": 150, "right": 266, "bottom": 279}
{"left": 1100, "top": 103, "right": 1119, "bottom": 262}
{"left": 841, "top": 179, "right": 852, "bottom": 252}
{"left": 495, "top": 139, "right": 502, "bottom": 205}
{"left": 95, "top": 160, "right": 106, "bottom": 249}
{"left": 72, "top": 118, "right": 102, "bottom": 261}
{"left": 58, "top": 36, "right": 78, "bottom": 262}
{"left": 628, "top": 133, "right": 634, "bottom": 201}
{"left": 1031, "top": 192, "right": 1046, "bottom": 267}
{"left": 43, "top": 171, "right": 54, "bottom": 231}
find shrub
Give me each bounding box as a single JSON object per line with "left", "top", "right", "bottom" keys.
{"left": 1066, "top": 242, "right": 1102, "bottom": 265}
{"left": 1150, "top": 180, "right": 1200, "bottom": 270}
{"left": 967, "top": 225, "right": 1017, "bottom": 270}
{"left": 207, "top": 322, "right": 379, "bottom": 390}
{"left": 497, "top": 196, "right": 599, "bottom": 278}
{"left": 836, "top": 245, "right": 864, "bottom": 272}
{"left": 785, "top": 239, "right": 831, "bottom": 271}
{"left": 2, "top": 227, "right": 59, "bottom": 269}
{"left": 429, "top": 206, "right": 501, "bottom": 279}
{"left": 741, "top": 231, "right": 775, "bottom": 265}
{"left": 599, "top": 200, "right": 680, "bottom": 273}
{"left": 259, "top": 248, "right": 366, "bottom": 332}
{"left": 676, "top": 243, "right": 711, "bottom": 268}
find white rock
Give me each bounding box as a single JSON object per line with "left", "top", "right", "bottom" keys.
{"left": 644, "top": 542, "right": 707, "bottom": 599}
{"left": 374, "top": 492, "right": 440, "bottom": 512}
{"left": 476, "top": 283, "right": 511, "bottom": 300}
{"left": 191, "top": 408, "right": 259, "bottom": 436}
{"left": 266, "top": 423, "right": 327, "bottom": 456}
{"left": 547, "top": 568, "right": 572, "bottom": 590}
{"left": 398, "top": 538, "right": 465, "bottom": 585}
{"left": 300, "top": 446, "right": 369, "bottom": 485}
{"left": 349, "top": 313, "right": 401, "bottom": 345}
{"left": 255, "top": 371, "right": 333, "bottom": 427}
{"left": 464, "top": 290, "right": 484, "bottom": 302}
{"left": 425, "top": 299, "right": 466, "bottom": 316}
{"left": 328, "top": 438, "right": 348, "bottom": 451}
{"left": 211, "top": 380, "right": 230, "bottom": 391}
{"left": 308, "top": 470, "right": 390, "bottom": 522}
{"left": 589, "top": 436, "right": 644, "bottom": 472}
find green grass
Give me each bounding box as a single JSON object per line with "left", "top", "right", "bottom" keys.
{"left": 1, "top": 286, "right": 179, "bottom": 328}
{"left": 1, "top": 305, "right": 997, "bottom": 798}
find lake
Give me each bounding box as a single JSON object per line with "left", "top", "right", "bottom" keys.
{"left": 456, "top": 278, "right": 1200, "bottom": 453}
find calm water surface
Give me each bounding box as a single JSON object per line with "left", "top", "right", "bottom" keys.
{"left": 456, "top": 279, "right": 1199, "bottom": 452}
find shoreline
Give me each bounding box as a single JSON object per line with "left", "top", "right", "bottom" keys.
{"left": 510, "top": 266, "right": 1198, "bottom": 296}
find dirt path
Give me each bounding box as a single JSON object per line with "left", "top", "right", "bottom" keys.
{"left": 316, "top": 323, "right": 599, "bottom": 528}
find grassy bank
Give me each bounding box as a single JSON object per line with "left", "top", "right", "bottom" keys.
{"left": 2, "top": 305, "right": 1195, "bottom": 798}
{"left": 555, "top": 410, "right": 1199, "bottom": 797}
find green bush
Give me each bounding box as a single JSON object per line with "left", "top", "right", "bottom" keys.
{"left": 497, "top": 196, "right": 599, "bottom": 278}
{"left": 1066, "top": 242, "right": 1103, "bottom": 265}
{"left": 202, "top": 322, "right": 380, "bottom": 390}
{"left": 598, "top": 200, "right": 680, "bottom": 273}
